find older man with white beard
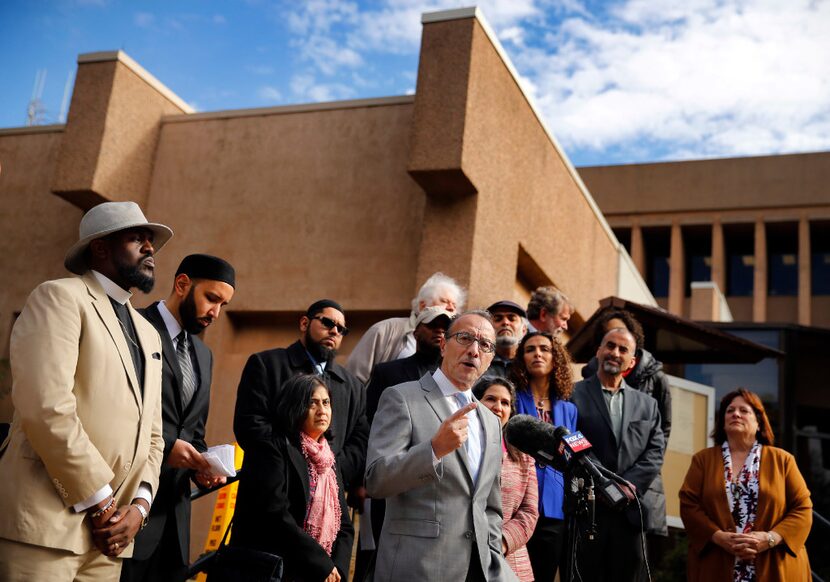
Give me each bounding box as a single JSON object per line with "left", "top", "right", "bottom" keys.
{"left": 484, "top": 300, "right": 527, "bottom": 379}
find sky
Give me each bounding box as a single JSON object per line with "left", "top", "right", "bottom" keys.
{"left": 1, "top": 0, "right": 828, "bottom": 166}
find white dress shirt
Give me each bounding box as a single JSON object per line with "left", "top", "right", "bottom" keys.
{"left": 430, "top": 368, "right": 484, "bottom": 483}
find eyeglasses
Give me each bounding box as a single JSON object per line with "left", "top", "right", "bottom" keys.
{"left": 448, "top": 331, "right": 496, "bottom": 353}
{"left": 312, "top": 316, "right": 349, "bottom": 336}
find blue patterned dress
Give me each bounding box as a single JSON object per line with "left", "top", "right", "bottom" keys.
{"left": 721, "top": 440, "right": 761, "bottom": 582}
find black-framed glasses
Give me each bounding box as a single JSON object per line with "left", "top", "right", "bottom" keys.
{"left": 448, "top": 331, "right": 496, "bottom": 353}
{"left": 312, "top": 315, "right": 349, "bottom": 336}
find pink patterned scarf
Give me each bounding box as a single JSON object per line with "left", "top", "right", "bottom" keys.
{"left": 300, "top": 432, "right": 341, "bottom": 555}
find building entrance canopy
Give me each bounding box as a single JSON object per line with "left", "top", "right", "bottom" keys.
{"left": 567, "top": 296, "right": 783, "bottom": 364}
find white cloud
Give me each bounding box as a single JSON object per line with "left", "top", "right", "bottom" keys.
{"left": 258, "top": 86, "right": 282, "bottom": 102}
{"left": 517, "top": 0, "right": 830, "bottom": 160}
{"left": 290, "top": 74, "right": 355, "bottom": 102}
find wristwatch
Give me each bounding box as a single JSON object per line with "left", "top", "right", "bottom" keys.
{"left": 766, "top": 532, "right": 776, "bottom": 549}
{"left": 132, "top": 503, "right": 149, "bottom": 531}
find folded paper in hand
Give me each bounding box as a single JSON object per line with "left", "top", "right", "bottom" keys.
{"left": 202, "top": 444, "right": 237, "bottom": 477}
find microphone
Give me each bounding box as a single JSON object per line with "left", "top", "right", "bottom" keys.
{"left": 505, "top": 415, "right": 630, "bottom": 510}
{"left": 503, "top": 414, "right": 568, "bottom": 472}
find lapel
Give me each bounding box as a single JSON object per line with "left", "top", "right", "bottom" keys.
{"left": 586, "top": 375, "right": 616, "bottom": 445}
{"left": 129, "top": 301, "right": 157, "bottom": 401}
{"left": 145, "top": 303, "right": 185, "bottom": 416}
{"left": 421, "top": 373, "right": 474, "bottom": 485}
{"left": 284, "top": 436, "right": 311, "bottom": 499}
{"left": 84, "top": 272, "right": 143, "bottom": 410}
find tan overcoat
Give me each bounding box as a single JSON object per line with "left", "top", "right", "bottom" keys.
{"left": 0, "top": 271, "right": 164, "bottom": 556}
{"left": 679, "top": 445, "right": 812, "bottom": 581}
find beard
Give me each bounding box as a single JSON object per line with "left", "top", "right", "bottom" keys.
{"left": 601, "top": 359, "right": 622, "bottom": 375}
{"left": 304, "top": 329, "right": 337, "bottom": 364}
{"left": 416, "top": 340, "right": 442, "bottom": 360}
{"left": 496, "top": 335, "right": 519, "bottom": 348}
{"left": 115, "top": 255, "right": 154, "bottom": 293}
{"left": 179, "top": 288, "right": 210, "bottom": 335}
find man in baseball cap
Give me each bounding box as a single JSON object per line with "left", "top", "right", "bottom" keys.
{"left": 0, "top": 201, "right": 172, "bottom": 580}
{"left": 485, "top": 300, "right": 528, "bottom": 378}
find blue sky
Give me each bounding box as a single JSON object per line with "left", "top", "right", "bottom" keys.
{"left": 1, "top": 0, "right": 828, "bottom": 166}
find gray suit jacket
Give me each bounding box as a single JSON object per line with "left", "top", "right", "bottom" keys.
{"left": 570, "top": 375, "right": 665, "bottom": 528}
{"left": 366, "top": 373, "right": 517, "bottom": 582}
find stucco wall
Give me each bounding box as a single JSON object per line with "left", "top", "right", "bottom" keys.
{"left": 580, "top": 152, "right": 830, "bottom": 215}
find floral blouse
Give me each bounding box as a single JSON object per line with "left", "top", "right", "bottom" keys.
{"left": 721, "top": 440, "right": 761, "bottom": 582}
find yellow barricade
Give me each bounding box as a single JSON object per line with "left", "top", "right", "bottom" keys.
{"left": 194, "top": 443, "right": 244, "bottom": 582}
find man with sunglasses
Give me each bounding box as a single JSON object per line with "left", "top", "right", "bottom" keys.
{"left": 233, "top": 299, "right": 369, "bottom": 491}
{"left": 366, "top": 311, "right": 518, "bottom": 582}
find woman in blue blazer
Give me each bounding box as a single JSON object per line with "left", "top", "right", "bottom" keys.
{"left": 510, "top": 331, "right": 577, "bottom": 582}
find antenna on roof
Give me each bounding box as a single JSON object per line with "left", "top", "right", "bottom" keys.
{"left": 59, "top": 70, "right": 74, "bottom": 123}
{"left": 26, "top": 69, "right": 47, "bottom": 126}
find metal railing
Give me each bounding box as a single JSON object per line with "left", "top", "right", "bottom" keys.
{"left": 185, "top": 471, "right": 242, "bottom": 579}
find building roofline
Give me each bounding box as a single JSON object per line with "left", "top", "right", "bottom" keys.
{"left": 78, "top": 50, "right": 194, "bottom": 114}
{"left": 577, "top": 149, "right": 830, "bottom": 170}
{"left": 0, "top": 124, "right": 65, "bottom": 136}
{"left": 161, "top": 95, "right": 415, "bottom": 124}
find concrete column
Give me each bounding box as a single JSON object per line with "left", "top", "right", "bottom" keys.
{"left": 753, "top": 220, "right": 767, "bottom": 322}
{"left": 798, "top": 217, "right": 811, "bottom": 325}
{"left": 668, "top": 222, "right": 685, "bottom": 316}
{"left": 711, "top": 220, "right": 726, "bottom": 293}
{"left": 630, "top": 224, "right": 646, "bottom": 277}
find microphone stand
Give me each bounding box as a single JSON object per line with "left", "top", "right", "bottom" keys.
{"left": 563, "top": 473, "right": 597, "bottom": 582}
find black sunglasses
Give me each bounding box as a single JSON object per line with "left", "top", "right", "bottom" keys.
{"left": 312, "top": 315, "right": 349, "bottom": 336}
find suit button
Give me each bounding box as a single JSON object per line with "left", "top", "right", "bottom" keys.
{"left": 464, "top": 531, "right": 473, "bottom": 539}
{"left": 124, "top": 462, "right": 132, "bottom": 470}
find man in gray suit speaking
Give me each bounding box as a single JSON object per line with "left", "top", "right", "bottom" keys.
{"left": 366, "top": 311, "right": 518, "bottom": 582}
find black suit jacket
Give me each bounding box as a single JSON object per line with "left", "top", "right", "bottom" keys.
{"left": 132, "top": 302, "right": 213, "bottom": 563}
{"left": 233, "top": 435, "right": 354, "bottom": 581}
{"left": 233, "top": 340, "right": 368, "bottom": 489}
{"left": 570, "top": 374, "right": 665, "bottom": 528}
{"left": 365, "top": 351, "right": 440, "bottom": 424}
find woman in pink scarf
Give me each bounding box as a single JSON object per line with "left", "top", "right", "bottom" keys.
{"left": 233, "top": 374, "right": 353, "bottom": 582}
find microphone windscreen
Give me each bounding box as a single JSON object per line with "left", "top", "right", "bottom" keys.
{"left": 505, "top": 414, "right": 558, "bottom": 455}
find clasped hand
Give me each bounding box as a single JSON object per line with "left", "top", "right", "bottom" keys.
{"left": 712, "top": 530, "right": 771, "bottom": 560}
{"left": 89, "top": 500, "right": 145, "bottom": 557}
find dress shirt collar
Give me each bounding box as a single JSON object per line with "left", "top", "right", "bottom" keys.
{"left": 91, "top": 270, "right": 132, "bottom": 305}
{"left": 600, "top": 376, "right": 628, "bottom": 394}
{"left": 433, "top": 368, "right": 473, "bottom": 400}
{"left": 156, "top": 300, "right": 183, "bottom": 342}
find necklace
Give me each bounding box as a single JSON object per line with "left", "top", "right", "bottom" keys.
{"left": 116, "top": 318, "right": 140, "bottom": 351}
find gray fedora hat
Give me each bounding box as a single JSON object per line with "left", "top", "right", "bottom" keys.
{"left": 64, "top": 201, "right": 174, "bottom": 275}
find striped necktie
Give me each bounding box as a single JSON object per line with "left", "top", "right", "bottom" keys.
{"left": 176, "top": 331, "right": 197, "bottom": 408}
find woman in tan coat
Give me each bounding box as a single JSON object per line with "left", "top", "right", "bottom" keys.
{"left": 679, "top": 388, "right": 812, "bottom": 581}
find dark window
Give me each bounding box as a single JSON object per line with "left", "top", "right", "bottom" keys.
{"left": 724, "top": 224, "right": 754, "bottom": 296}
{"left": 643, "top": 227, "right": 670, "bottom": 297}
{"left": 683, "top": 225, "right": 712, "bottom": 296}
{"left": 685, "top": 329, "right": 782, "bottom": 436}
{"left": 767, "top": 222, "right": 798, "bottom": 296}
{"left": 613, "top": 227, "right": 632, "bottom": 255}
{"left": 811, "top": 220, "right": 830, "bottom": 295}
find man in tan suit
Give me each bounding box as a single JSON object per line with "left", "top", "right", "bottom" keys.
{"left": 0, "top": 202, "right": 173, "bottom": 581}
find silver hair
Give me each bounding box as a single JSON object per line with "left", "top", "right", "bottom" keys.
{"left": 526, "top": 286, "right": 572, "bottom": 320}
{"left": 412, "top": 272, "right": 467, "bottom": 314}
{"left": 446, "top": 309, "right": 494, "bottom": 336}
